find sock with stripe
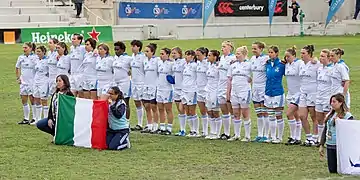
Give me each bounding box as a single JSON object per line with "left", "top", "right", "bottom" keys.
{"left": 136, "top": 107, "right": 144, "bottom": 127}
{"left": 268, "top": 110, "right": 277, "bottom": 140}
{"left": 233, "top": 119, "right": 242, "bottom": 137}
{"left": 31, "top": 104, "right": 36, "bottom": 120}
{"left": 306, "top": 133, "right": 312, "bottom": 141}
{"left": 43, "top": 106, "right": 49, "bottom": 118}
{"left": 277, "top": 119, "right": 284, "bottom": 140}
{"left": 201, "top": 115, "right": 208, "bottom": 136}
{"left": 160, "top": 123, "right": 166, "bottom": 131}
{"left": 179, "top": 114, "right": 186, "bottom": 132}
{"left": 295, "top": 121, "right": 302, "bottom": 140}
{"left": 222, "top": 114, "right": 230, "bottom": 136}
{"left": 288, "top": 119, "right": 296, "bottom": 139}
{"left": 312, "top": 134, "right": 319, "bottom": 143}
{"left": 244, "top": 119, "right": 251, "bottom": 139}
{"left": 23, "top": 104, "right": 30, "bottom": 120}
{"left": 166, "top": 124, "right": 173, "bottom": 132}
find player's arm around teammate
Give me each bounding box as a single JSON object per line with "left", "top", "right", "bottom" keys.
{"left": 204, "top": 50, "right": 221, "bottom": 139}
{"left": 315, "top": 49, "right": 333, "bottom": 145}
{"left": 284, "top": 46, "right": 302, "bottom": 145}
{"left": 113, "top": 41, "right": 132, "bottom": 122}
{"left": 95, "top": 43, "right": 114, "bottom": 100}
{"left": 264, "top": 46, "right": 286, "bottom": 144}
{"left": 171, "top": 47, "right": 187, "bottom": 136}
{"left": 227, "top": 46, "right": 252, "bottom": 142}
{"left": 31, "top": 46, "right": 50, "bottom": 125}
{"left": 195, "top": 47, "right": 209, "bottom": 137}
{"left": 16, "top": 42, "right": 37, "bottom": 125}
{"left": 81, "top": 38, "right": 98, "bottom": 100}
{"left": 157, "top": 48, "right": 175, "bottom": 135}
{"left": 182, "top": 50, "right": 199, "bottom": 137}
{"left": 250, "top": 41, "right": 270, "bottom": 143}
{"left": 140, "top": 43, "right": 159, "bottom": 133}
{"left": 217, "top": 40, "right": 236, "bottom": 140}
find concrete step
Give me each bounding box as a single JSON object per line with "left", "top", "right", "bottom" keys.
{"left": 0, "top": 21, "right": 71, "bottom": 28}
{"left": 9, "top": 1, "right": 45, "bottom": 7}
{"left": 0, "top": 14, "right": 67, "bottom": 23}
{"left": 69, "top": 17, "right": 89, "bottom": 26}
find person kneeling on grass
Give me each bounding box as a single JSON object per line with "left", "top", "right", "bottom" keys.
{"left": 36, "top": 74, "right": 74, "bottom": 137}
{"left": 107, "top": 86, "right": 131, "bottom": 150}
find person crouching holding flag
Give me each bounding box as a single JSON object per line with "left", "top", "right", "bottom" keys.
{"left": 106, "top": 86, "right": 130, "bottom": 150}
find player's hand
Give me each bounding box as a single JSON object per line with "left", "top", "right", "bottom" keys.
{"left": 16, "top": 78, "right": 21, "bottom": 84}
{"left": 311, "top": 57, "right": 318, "bottom": 64}
{"left": 319, "top": 146, "right": 325, "bottom": 160}
{"left": 48, "top": 119, "right": 54, "bottom": 129}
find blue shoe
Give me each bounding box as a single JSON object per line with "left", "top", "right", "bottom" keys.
{"left": 252, "top": 136, "right": 262, "bottom": 142}
{"left": 174, "top": 130, "right": 186, "bottom": 137}
{"left": 259, "top": 137, "right": 268, "bottom": 143}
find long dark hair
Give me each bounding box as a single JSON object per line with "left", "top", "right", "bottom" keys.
{"left": 209, "top": 50, "right": 221, "bottom": 62}
{"left": 24, "top": 42, "right": 36, "bottom": 53}
{"left": 109, "top": 86, "right": 124, "bottom": 105}
{"left": 57, "top": 42, "right": 68, "bottom": 55}
{"left": 325, "top": 93, "right": 349, "bottom": 126}
{"left": 55, "top": 74, "right": 71, "bottom": 93}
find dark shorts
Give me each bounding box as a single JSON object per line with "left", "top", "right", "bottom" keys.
{"left": 106, "top": 128, "right": 130, "bottom": 150}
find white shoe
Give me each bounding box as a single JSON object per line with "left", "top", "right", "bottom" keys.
{"left": 264, "top": 138, "right": 273, "bottom": 143}
{"left": 193, "top": 132, "right": 202, "bottom": 138}
{"left": 241, "top": 137, "right": 251, "bottom": 142}
{"left": 271, "top": 138, "right": 282, "bottom": 144}
{"left": 228, "top": 136, "right": 240, "bottom": 141}
{"left": 210, "top": 135, "right": 220, "bottom": 140}
{"left": 30, "top": 120, "right": 38, "bottom": 126}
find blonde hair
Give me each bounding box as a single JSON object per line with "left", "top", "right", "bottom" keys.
{"left": 321, "top": 49, "right": 330, "bottom": 57}
{"left": 236, "top": 46, "right": 248, "bottom": 59}
{"left": 222, "top": 40, "right": 234, "bottom": 52}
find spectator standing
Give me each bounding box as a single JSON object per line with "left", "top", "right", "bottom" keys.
{"left": 289, "top": 0, "right": 300, "bottom": 22}
{"left": 74, "top": 0, "right": 83, "bottom": 18}
{"left": 354, "top": 0, "right": 360, "bottom": 20}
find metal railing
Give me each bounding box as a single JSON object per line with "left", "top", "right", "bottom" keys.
{"left": 83, "top": 5, "right": 109, "bottom": 25}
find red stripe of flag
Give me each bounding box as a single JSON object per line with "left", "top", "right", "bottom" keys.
{"left": 91, "top": 100, "right": 109, "bottom": 150}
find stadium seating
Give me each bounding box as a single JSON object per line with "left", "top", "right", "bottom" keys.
{"left": 0, "top": 0, "right": 88, "bottom": 28}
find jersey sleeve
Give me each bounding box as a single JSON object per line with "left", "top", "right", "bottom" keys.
{"left": 339, "top": 65, "right": 350, "bottom": 81}
{"left": 15, "top": 56, "right": 22, "bottom": 68}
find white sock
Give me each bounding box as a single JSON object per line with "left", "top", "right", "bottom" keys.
{"left": 136, "top": 107, "right": 144, "bottom": 127}
{"left": 306, "top": 134, "right": 312, "bottom": 141}
{"left": 166, "top": 124, "right": 173, "bottom": 132}
{"left": 209, "top": 118, "right": 215, "bottom": 135}
{"left": 277, "top": 119, "right": 284, "bottom": 140}
{"left": 295, "top": 121, "right": 302, "bottom": 140}
{"left": 23, "top": 104, "right": 30, "bottom": 120}
{"left": 43, "top": 106, "right": 49, "bottom": 118}
{"left": 193, "top": 116, "right": 199, "bottom": 133}
{"left": 147, "top": 123, "right": 153, "bottom": 130}
{"left": 233, "top": 119, "right": 242, "bottom": 137}
{"left": 215, "top": 118, "right": 222, "bottom": 136}
{"left": 31, "top": 104, "right": 36, "bottom": 120}
{"left": 179, "top": 114, "right": 186, "bottom": 131}
{"left": 269, "top": 118, "right": 277, "bottom": 140}
{"left": 264, "top": 116, "right": 270, "bottom": 138}
{"left": 257, "top": 116, "right": 264, "bottom": 137}
{"left": 288, "top": 119, "right": 296, "bottom": 139}
{"left": 222, "top": 114, "right": 230, "bottom": 136}
{"left": 318, "top": 124, "right": 325, "bottom": 142}
{"left": 36, "top": 105, "right": 42, "bottom": 121}
{"left": 244, "top": 119, "right": 251, "bottom": 139}
{"left": 201, "top": 115, "right": 208, "bottom": 135}
{"left": 152, "top": 122, "right": 158, "bottom": 131}
{"left": 160, "top": 123, "right": 166, "bottom": 131}
{"left": 187, "top": 115, "right": 194, "bottom": 132}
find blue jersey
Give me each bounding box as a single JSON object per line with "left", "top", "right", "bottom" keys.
{"left": 108, "top": 99, "right": 129, "bottom": 130}
{"left": 326, "top": 112, "right": 353, "bottom": 146}
{"left": 265, "top": 57, "right": 285, "bottom": 97}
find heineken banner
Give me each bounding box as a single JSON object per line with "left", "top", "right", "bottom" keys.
{"left": 21, "top": 26, "right": 113, "bottom": 43}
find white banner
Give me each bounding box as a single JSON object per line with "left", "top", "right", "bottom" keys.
{"left": 336, "top": 119, "right": 360, "bottom": 175}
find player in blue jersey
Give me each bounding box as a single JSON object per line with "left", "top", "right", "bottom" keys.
{"left": 16, "top": 42, "right": 37, "bottom": 124}
{"left": 264, "top": 45, "right": 286, "bottom": 144}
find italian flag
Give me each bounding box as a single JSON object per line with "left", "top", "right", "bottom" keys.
{"left": 54, "top": 94, "right": 108, "bottom": 149}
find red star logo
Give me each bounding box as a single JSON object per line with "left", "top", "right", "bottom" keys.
{"left": 87, "top": 27, "right": 101, "bottom": 41}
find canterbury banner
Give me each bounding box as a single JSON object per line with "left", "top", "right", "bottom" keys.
{"left": 214, "top": 0, "right": 287, "bottom": 17}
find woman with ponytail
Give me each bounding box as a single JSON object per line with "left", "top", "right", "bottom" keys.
{"left": 56, "top": 42, "right": 71, "bottom": 77}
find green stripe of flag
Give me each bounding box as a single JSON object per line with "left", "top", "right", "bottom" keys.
{"left": 54, "top": 94, "right": 76, "bottom": 145}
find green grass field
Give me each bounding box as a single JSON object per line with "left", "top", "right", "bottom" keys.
{"left": 1, "top": 36, "right": 360, "bottom": 180}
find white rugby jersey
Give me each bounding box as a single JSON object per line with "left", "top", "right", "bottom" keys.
{"left": 113, "top": 53, "right": 132, "bottom": 83}
{"left": 34, "top": 57, "right": 49, "bottom": 84}
{"left": 172, "top": 58, "right": 186, "bottom": 90}
{"left": 131, "top": 53, "right": 146, "bottom": 85}
{"left": 227, "top": 60, "right": 252, "bottom": 93}
{"left": 144, "top": 56, "right": 159, "bottom": 87}
{"left": 330, "top": 61, "right": 350, "bottom": 95}
{"left": 96, "top": 55, "right": 114, "bottom": 81}
{"left": 80, "top": 51, "right": 97, "bottom": 80}
{"left": 299, "top": 60, "right": 322, "bottom": 93}
{"left": 47, "top": 50, "right": 58, "bottom": 81}
{"left": 196, "top": 59, "right": 209, "bottom": 91}
{"left": 56, "top": 55, "right": 71, "bottom": 76}
{"left": 182, "top": 61, "right": 197, "bottom": 93}
{"left": 317, "top": 64, "right": 333, "bottom": 104}
{"left": 218, "top": 54, "right": 236, "bottom": 90}
{"left": 69, "top": 45, "right": 86, "bottom": 75}
{"left": 285, "top": 59, "right": 302, "bottom": 95}
{"left": 15, "top": 54, "right": 37, "bottom": 85}
{"left": 157, "top": 59, "right": 174, "bottom": 91}
{"left": 250, "top": 54, "right": 269, "bottom": 88}
{"left": 205, "top": 63, "right": 219, "bottom": 93}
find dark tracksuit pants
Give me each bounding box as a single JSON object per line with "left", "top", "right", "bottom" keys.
{"left": 106, "top": 128, "right": 130, "bottom": 150}
{"left": 327, "top": 145, "right": 337, "bottom": 173}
